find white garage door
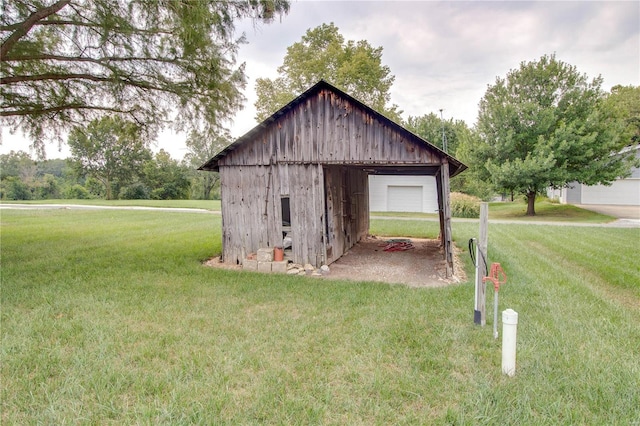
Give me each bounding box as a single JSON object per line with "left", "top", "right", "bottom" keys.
{"left": 387, "top": 186, "right": 423, "bottom": 212}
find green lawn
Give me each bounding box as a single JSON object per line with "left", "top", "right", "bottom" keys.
{"left": 2, "top": 198, "right": 614, "bottom": 222}
{"left": 372, "top": 200, "right": 614, "bottom": 223}
{"left": 488, "top": 200, "right": 614, "bottom": 222}
{"left": 1, "top": 209, "right": 639, "bottom": 424}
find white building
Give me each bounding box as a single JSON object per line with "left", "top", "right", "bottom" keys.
{"left": 368, "top": 175, "right": 439, "bottom": 213}
{"left": 548, "top": 145, "right": 640, "bottom": 206}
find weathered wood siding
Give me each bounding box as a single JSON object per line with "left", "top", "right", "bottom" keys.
{"left": 288, "top": 164, "right": 326, "bottom": 267}
{"left": 324, "top": 166, "right": 369, "bottom": 264}
{"left": 219, "top": 163, "right": 326, "bottom": 266}
{"left": 219, "top": 165, "right": 280, "bottom": 264}
{"left": 216, "top": 88, "right": 441, "bottom": 168}
{"left": 212, "top": 81, "right": 461, "bottom": 272}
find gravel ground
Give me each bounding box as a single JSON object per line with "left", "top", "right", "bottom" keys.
{"left": 323, "top": 236, "right": 466, "bottom": 288}
{"left": 204, "top": 236, "right": 467, "bottom": 288}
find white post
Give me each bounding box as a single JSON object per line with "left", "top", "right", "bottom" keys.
{"left": 501, "top": 309, "right": 518, "bottom": 376}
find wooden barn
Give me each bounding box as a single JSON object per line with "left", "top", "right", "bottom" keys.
{"left": 200, "top": 80, "right": 466, "bottom": 272}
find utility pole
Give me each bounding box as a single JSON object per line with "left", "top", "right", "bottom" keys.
{"left": 439, "top": 109, "right": 447, "bottom": 153}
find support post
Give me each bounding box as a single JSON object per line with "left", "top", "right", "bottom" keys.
{"left": 440, "top": 161, "right": 453, "bottom": 277}
{"left": 474, "top": 202, "right": 488, "bottom": 325}
{"left": 435, "top": 169, "right": 445, "bottom": 248}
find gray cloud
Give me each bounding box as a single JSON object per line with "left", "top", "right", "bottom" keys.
{"left": 232, "top": 0, "right": 638, "bottom": 134}
{"left": 2, "top": 1, "right": 638, "bottom": 158}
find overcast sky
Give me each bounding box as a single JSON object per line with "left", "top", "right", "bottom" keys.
{"left": 2, "top": 0, "right": 639, "bottom": 159}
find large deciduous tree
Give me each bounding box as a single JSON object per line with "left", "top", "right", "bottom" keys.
{"left": 184, "top": 129, "right": 232, "bottom": 199}
{"left": 141, "top": 149, "right": 191, "bottom": 200}
{"left": 405, "top": 113, "right": 467, "bottom": 155}
{"left": 67, "top": 116, "right": 151, "bottom": 199}
{"left": 604, "top": 85, "right": 640, "bottom": 145}
{"left": 1, "top": 0, "right": 289, "bottom": 156}
{"left": 476, "top": 54, "right": 638, "bottom": 215}
{"left": 405, "top": 114, "right": 494, "bottom": 199}
{"left": 254, "top": 22, "right": 401, "bottom": 122}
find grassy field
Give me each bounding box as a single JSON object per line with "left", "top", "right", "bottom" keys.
{"left": 487, "top": 200, "right": 614, "bottom": 222}
{"left": 2, "top": 198, "right": 615, "bottom": 222}
{"left": 372, "top": 200, "right": 614, "bottom": 223}
{"left": 1, "top": 209, "right": 639, "bottom": 424}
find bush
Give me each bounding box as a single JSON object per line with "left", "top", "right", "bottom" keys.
{"left": 150, "top": 181, "right": 190, "bottom": 200}
{"left": 35, "top": 174, "right": 60, "bottom": 199}
{"left": 119, "top": 182, "right": 150, "bottom": 199}
{"left": 64, "top": 184, "right": 91, "bottom": 199}
{"left": 450, "top": 192, "right": 481, "bottom": 218}
{"left": 0, "top": 177, "right": 32, "bottom": 200}
{"left": 85, "top": 178, "right": 105, "bottom": 198}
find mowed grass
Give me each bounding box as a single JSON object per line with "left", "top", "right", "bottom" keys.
{"left": 3, "top": 198, "right": 613, "bottom": 222}
{"left": 488, "top": 200, "right": 614, "bottom": 222}
{"left": 1, "top": 209, "right": 639, "bottom": 424}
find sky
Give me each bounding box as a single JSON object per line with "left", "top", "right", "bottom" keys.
{"left": 2, "top": 0, "right": 639, "bottom": 160}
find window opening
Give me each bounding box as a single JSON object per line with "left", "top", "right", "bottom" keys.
{"left": 281, "top": 197, "right": 291, "bottom": 227}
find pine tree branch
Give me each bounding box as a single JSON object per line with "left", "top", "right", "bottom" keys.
{"left": 1, "top": 104, "right": 137, "bottom": 117}
{"left": 1, "top": 0, "right": 72, "bottom": 59}
{"left": 1, "top": 53, "right": 179, "bottom": 65}
{"left": 1, "top": 73, "right": 175, "bottom": 94}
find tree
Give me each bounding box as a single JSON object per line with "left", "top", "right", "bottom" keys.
{"left": 475, "top": 54, "right": 638, "bottom": 215}
{"left": 34, "top": 173, "right": 60, "bottom": 199}
{"left": 1, "top": 0, "right": 290, "bottom": 156}
{"left": 0, "top": 150, "right": 80, "bottom": 199}
{"left": 447, "top": 126, "right": 495, "bottom": 200}
{"left": 67, "top": 116, "right": 152, "bottom": 199}
{"left": 604, "top": 85, "right": 640, "bottom": 145}
{"left": 405, "top": 113, "right": 470, "bottom": 155}
{"left": 1, "top": 176, "right": 33, "bottom": 200}
{"left": 405, "top": 114, "right": 496, "bottom": 199}
{"left": 36, "top": 158, "right": 67, "bottom": 178}
{"left": 254, "top": 23, "right": 401, "bottom": 122}
{"left": 141, "top": 149, "right": 191, "bottom": 200}
{"left": 0, "top": 150, "right": 36, "bottom": 181}
{"left": 184, "top": 129, "right": 231, "bottom": 199}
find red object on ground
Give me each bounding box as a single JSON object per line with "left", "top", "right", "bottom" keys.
{"left": 380, "top": 241, "right": 415, "bottom": 251}
{"left": 483, "top": 262, "right": 507, "bottom": 291}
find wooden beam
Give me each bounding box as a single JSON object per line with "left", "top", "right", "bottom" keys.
{"left": 475, "top": 202, "right": 489, "bottom": 326}
{"left": 435, "top": 169, "right": 445, "bottom": 249}
{"left": 440, "top": 160, "right": 454, "bottom": 277}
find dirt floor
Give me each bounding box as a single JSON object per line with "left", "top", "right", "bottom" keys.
{"left": 324, "top": 236, "right": 465, "bottom": 288}
{"left": 205, "top": 236, "right": 466, "bottom": 288}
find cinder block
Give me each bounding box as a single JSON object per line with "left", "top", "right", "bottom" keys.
{"left": 271, "top": 261, "right": 288, "bottom": 274}
{"left": 257, "top": 248, "right": 274, "bottom": 262}
{"left": 257, "top": 261, "right": 272, "bottom": 273}
{"left": 243, "top": 259, "right": 258, "bottom": 271}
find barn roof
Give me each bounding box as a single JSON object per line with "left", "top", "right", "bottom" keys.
{"left": 200, "top": 80, "right": 467, "bottom": 176}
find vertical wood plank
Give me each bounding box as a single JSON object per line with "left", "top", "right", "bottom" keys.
{"left": 476, "top": 202, "right": 489, "bottom": 326}
{"left": 435, "top": 168, "right": 445, "bottom": 249}
{"left": 437, "top": 160, "right": 454, "bottom": 278}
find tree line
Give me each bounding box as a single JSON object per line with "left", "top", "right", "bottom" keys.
{"left": 0, "top": 145, "right": 218, "bottom": 201}
{"left": 2, "top": 3, "right": 638, "bottom": 214}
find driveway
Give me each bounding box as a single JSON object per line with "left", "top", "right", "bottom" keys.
{"left": 574, "top": 204, "right": 640, "bottom": 220}
{"left": 0, "top": 203, "right": 218, "bottom": 214}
